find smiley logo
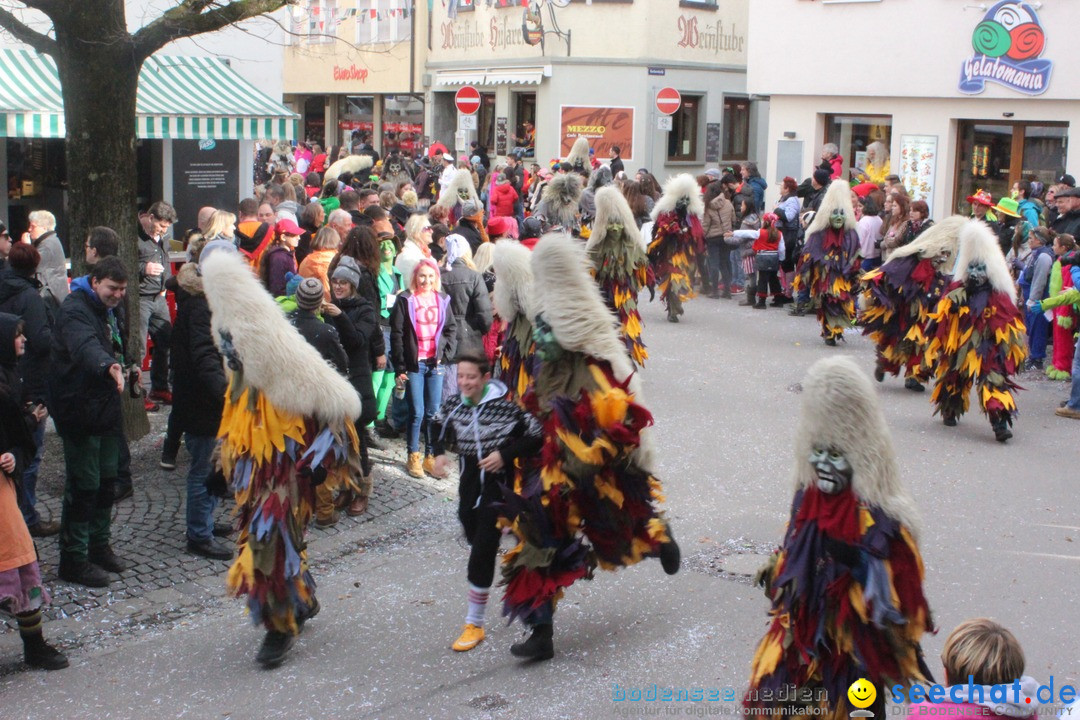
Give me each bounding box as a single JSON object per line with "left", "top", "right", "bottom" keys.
{"left": 848, "top": 679, "right": 877, "bottom": 709}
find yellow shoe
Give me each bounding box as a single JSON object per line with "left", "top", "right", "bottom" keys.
{"left": 452, "top": 623, "right": 485, "bottom": 652}
{"left": 422, "top": 454, "right": 436, "bottom": 477}
{"left": 406, "top": 452, "right": 424, "bottom": 478}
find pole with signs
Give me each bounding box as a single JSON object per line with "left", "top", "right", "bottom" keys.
{"left": 455, "top": 86, "right": 481, "bottom": 157}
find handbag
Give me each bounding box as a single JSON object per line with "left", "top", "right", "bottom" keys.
{"left": 755, "top": 251, "right": 780, "bottom": 272}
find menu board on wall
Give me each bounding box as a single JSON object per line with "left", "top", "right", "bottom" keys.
{"left": 496, "top": 117, "right": 508, "bottom": 156}
{"left": 899, "top": 135, "right": 938, "bottom": 216}
{"left": 172, "top": 139, "right": 239, "bottom": 234}
{"left": 705, "top": 123, "right": 721, "bottom": 164}
{"left": 559, "top": 106, "right": 634, "bottom": 161}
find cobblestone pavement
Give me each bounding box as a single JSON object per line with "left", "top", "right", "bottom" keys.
{"left": 1, "top": 408, "right": 452, "bottom": 654}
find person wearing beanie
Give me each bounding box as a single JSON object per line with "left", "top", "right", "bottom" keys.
{"left": 519, "top": 216, "right": 543, "bottom": 250}
{"left": 452, "top": 201, "right": 489, "bottom": 254}
{"left": 486, "top": 215, "right": 517, "bottom": 242}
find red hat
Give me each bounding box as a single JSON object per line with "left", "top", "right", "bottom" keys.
{"left": 852, "top": 182, "right": 877, "bottom": 198}
{"left": 487, "top": 215, "right": 517, "bottom": 238}
{"left": 966, "top": 189, "right": 993, "bottom": 207}
{"left": 275, "top": 218, "right": 303, "bottom": 236}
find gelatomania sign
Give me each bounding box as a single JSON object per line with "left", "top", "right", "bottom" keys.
{"left": 958, "top": 1, "right": 1052, "bottom": 96}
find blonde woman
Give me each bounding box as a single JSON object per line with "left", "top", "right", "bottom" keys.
{"left": 202, "top": 210, "right": 236, "bottom": 246}
{"left": 298, "top": 226, "right": 340, "bottom": 300}
{"left": 395, "top": 213, "right": 433, "bottom": 284}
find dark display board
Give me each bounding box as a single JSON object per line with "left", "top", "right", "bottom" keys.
{"left": 172, "top": 139, "right": 240, "bottom": 232}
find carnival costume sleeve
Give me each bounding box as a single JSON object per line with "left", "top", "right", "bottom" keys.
{"left": 201, "top": 251, "right": 361, "bottom": 636}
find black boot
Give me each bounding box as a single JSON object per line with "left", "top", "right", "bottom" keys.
{"left": 991, "top": 414, "right": 1013, "bottom": 442}
{"left": 362, "top": 427, "right": 385, "bottom": 452}
{"left": 904, "top": 377, "right": 926, "bottom": 392}
{"left": 824, "top": 337, "right": 837, "bottom": 347}
{"left": 874, "top": 363, "right": 885, "bottom": 383}
{"left": 22, "top": 633, "right": 69, "bottom": 671}
{"left": 296, "top": 596, "right": 321, "bottom": 632}
{"left": 256, "top": 630, "right": 296, "bottom": 668}
{"left": 510, "top": 624, "right": 554, "bottom": 661}
{"left": 88, "top": 545, "right": 129, "bottom": 574}
{"left": 58, "top": 557, "right": 111, "bottom": 588}
{"left": 659, "top": 525, "right": 680, "bottom": 575}
{"left": 753, "top": 296, "right": 767, "bottom": 310}
{"left": 943, "top": 414, "right": 958, "bottom": 427}
{"left": 788, "top": 302, "right": 805, "bottom": 317}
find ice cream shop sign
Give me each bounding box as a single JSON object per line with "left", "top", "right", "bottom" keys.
{"left": 958, "top": 1, "right": 1052, "bottom": 96}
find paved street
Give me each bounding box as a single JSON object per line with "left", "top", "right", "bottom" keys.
{"left": 1, "top": 294, "right": 1077, "bottom": 720}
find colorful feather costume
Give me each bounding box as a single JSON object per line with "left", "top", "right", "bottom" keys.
{"left": 747, "top": 357, "right": 934, "bottom": 720}
{"left": 492, "top": 240, "right": 537, "bottom": 404}
{"left": 860, "top": 216, "right": 964, "bottom": 382}
{"left": 501, "top": 232, "right": 674, "bottom": 625}
{"left": 794, "top": 182, "right": 860, "bottom": 342}
{"left": 922, "top": 221, "right": 1027, "bottom": 439}
{"left": 201, "top": 251, "right": 361, "bottom": 636}
{"left": 1042, "top": 251, "right": 1080, "bottom": 381}
{"left": 648, "top": 174, "right": 705, "bottom": 322}
{"left": 586, "top": 186, "right": 656, "bottom": 366}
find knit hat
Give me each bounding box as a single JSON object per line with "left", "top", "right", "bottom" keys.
{"left": 284, "top": 272, "right": 302, "bottom": 298}
{"left": 487, "top": 215, "right": 516, "bottom": 238}
{"left": 460, "top": 201, "right": 479, "bottom": 218}
{"left": 331, "top": 256, "right": 362, "bottom": 289}
{"left": 295, "top": 277, "right": 325, "bottom": 310}
{"left": 521, "top": 216, "right": 543, "bottom": 241}
{"left": 704, "top": 169, "right": 721, "bottom": 180}
{"left": 813, "top": 168, "right": 832, "bottom": 186}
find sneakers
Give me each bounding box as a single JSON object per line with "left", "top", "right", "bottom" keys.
{"left": 148, "top": 389, "right": 173, "bottom": 405}
{"left": 143, "top": 399, "right": 160, "bottom": 413}
{"left": 509, "top": 624, "right": 554, "bottom": 661}
{"left": 27, "top": 519, "right": 61, "bottom": 537}
{"left": 1024, "top": 358, "right": 1044, "bottom": 372}
{"left": 88, "top": 545, "right": 129, "bottom": 573}
{"left": 159, "top": 452, "right": 177, "bottom": 470}
{"left": 1055, "top": 406, "right": 1080, "bottom": 420}
{"left": 58, "top": 558, "right": 111, "bottom": 588}
{"left": 452, "top": 623, "right": 485, "bottom": 652}
{"left": 22, "top": 635, "right": 69, "bottom": 671}
{"left": 255, "top": 630, "right": 295, "bottom": 668}
{"left": 186, "top": 536, "right": 232, "bottom": 561}
{"left": 406, "top": 452, "right": 424, "bottom": 479}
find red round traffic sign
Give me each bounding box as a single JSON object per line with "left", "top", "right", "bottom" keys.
{"left": 455, "top": 86, "right": 481, "bottom": 115}
{"left": 655, "top": 87, "right": 682, "bottom": 116}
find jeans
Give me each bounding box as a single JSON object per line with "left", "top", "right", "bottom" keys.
{"left": 17, "top": 421, "right": 46, "bottom": 526}
{"left": 407, "top": 359, "right": 445, "bottom": 454}
{"left": 139, "top": 293, "right": 173, "bottom": 392}
{"left": 730, "top": 252, "right": 745, "bottom": 288}
{"left": 706, "top": 241, "right": 732, "bottom": 293}
{"left": 184, "top": 434, "right": 218, "bottom": 542}
{"left": 59, "top": 433, "right": 120, "bottom": 561}
{"left": 1068, "top": 334, "right": 1080, "bottom": 410}
{"left": 1025, "top": 306, "right": 1050, "bottom": 362}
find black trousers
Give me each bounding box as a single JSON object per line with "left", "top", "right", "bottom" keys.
{"left": 756, "top": 270, "right": 782, "bottom": 297}
{"left": 139, "top": 294, "right": 172, "bottom": 392}
{"left": 707, "top": 240, "right": 733, "bottom": 293}
{"left": 457, "top": 462, "right": 504, "bottom": 589}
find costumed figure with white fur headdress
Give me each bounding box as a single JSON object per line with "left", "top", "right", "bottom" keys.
{"left": 921, "top": 221, "right": 1027, "bottom": 442}
{"left": 323, "top": 153, "right": 374, "bottom": 185}
{"left": 499, "top": 232, "right": 680, "bottom": 662}
{"left": 492, "top": 240, "right": 537, "bottom": 404}
{"left": 860, "top": 216, "right": 964, "bottom": 392}
{"left": 437, "top": 166, "right": 482, "bottom": 226}
{"left": 533, "top": 173, "right": 583, "bottom": 237}
{"left": 647, "top": 174, "right": 705, "bottom": 323}
{"left": 793, "top": 181, "right": 861, "bottom": 345}
{"left": 564, "top": 136, "right": 592, "bottom": 179}
{"left": 380, "top": 152, "right": 413, "bottom": 189}
{"left": 586, "top": 186, "right": 655, "bottom": 367}
{"left": 746, "top": 356, "right": 935, "bottom": 720}
{"left": 201, "top": 250, "right": 361, "bottom": 669}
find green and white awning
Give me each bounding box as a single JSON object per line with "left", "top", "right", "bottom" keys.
{"left": 0, "top": 48, "right": 296, "bottom": 140}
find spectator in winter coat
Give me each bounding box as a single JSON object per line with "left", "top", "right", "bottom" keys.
{"left": 439, "top": 234, "right": 492, "bottom": 397}
{"left": 1013, "top": 180, "right": 1041, "bottom": 228}
{"left": 260, "top": 219, "right": 301, "bottom": 297}
{"left": 489, "top": 170, "right": 519, "bottom": 219}
{"left": 0, "top": 243, "right": 55, "bottom": 536}
{"left": 819, "top": 143, "right": 844, "bottom": 180}
{"left": 136, "top": 201, "right": 177, "bottom": 403}
{"left": 170, "top": 258, "right": 231, "bottom": 561}
{"left": 1051, "top": 187, "right": 1080, "bottom": 238}
{"left": 741, "top": 162, "right": 767, "bottom": 213}
{"left": 701, "top": 181, "right": 737, "bottom": 298}
{"left": 23, "top": 211, "right": 68, "bottom": 311}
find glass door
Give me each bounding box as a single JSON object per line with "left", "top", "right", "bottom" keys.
{"left": 954, "top": 121, "right": 1068, "bottom": 214}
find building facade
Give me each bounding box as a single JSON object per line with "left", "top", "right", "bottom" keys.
{"left": 749, "top": 0, "right": 1074, "bottom": 216}
{"left": 424, "top": 0, "right": 760, "bottom": 175}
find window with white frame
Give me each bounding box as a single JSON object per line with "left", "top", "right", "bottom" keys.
{"left": 355, "top": 1, "right": 413, "bottom": 45}
{"left": 307, "top": 0, "right": 339, "bottom": 44}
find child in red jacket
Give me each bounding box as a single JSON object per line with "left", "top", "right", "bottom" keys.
{"left": 752, "top": 213, "right": 785, "bottom": 309}
{"left": 489, "top": 169, "right": 519, "bottom": 218}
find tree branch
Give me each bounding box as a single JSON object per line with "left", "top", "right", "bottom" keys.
{"left": 0, "top": 4, "right": 58, "bottom": 56}
{"left": 132, "top": 0, "right": 290, "bottom": 62}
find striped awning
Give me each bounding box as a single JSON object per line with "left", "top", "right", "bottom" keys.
{"left": 0, "top": 48, "right": 297, "bottom": 141}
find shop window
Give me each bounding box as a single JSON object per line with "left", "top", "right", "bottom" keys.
{"left": 339, "top": 95, "right": 374, "bottom": 152}
{"left": 306, "top": 0, "right": 338, "bottom": 44}
{"left": 355, "top": 0, "right": 412, "bottom": 45}
{"left": 384, "top": 95, "right": 424, "bottom": 159}
{"left": 824, "top": 114, "right": 891, "bottom": 182}
{"left": 454, "top": 0, "right": 475, "bottom": 12}
{"left": 954, "top": 120, "right": 1068, "bottom": 214}
{"left": 478, "top": 92, "right": 496, "bottom": 153}
{"left": 667, "top": 94, "right": 701, "bottom": 162}
{"left": 722, "top": 96, "right": 750, "bottom": 162}
{"left": 512, "top": 93, "right": 536, "bottom": 158}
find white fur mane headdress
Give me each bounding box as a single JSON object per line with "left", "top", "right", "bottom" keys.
{"left": 436, "top": 167, "right": 480, "bottom": 210}
{"left": 539, "top": 173, "right": 583, "bottom": 229}
{"left": 887, "top": 215, "right": 966, "bottom": 265}
{"left": 323, "top": 154, "right": 374, "bottom": 183}
{"left": 201, "top": 251, "right": 361, "bottom": 423}
{"left": 806, "top": 180, "right": 857, "bottom": 235}
{"left": 651, "top": 173, "right": 704, "bottom": 220}
{"left": 793, "top": 356, "right": 920, "bottom": 537}
{"left": 565, "top": 137, "right": 591, "bottom": 171}
{"left": 585, "top": 186, "right": 643, "bottom": 253}
{"left": 952, "top": 218, "right": 1015, "bottom": 297}
{"left": 492, "top": 239, "right": 534, "bottom": 321}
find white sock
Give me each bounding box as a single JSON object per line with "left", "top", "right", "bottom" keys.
{"left": 466, "top": 583, "right": 489, "bottom": 627}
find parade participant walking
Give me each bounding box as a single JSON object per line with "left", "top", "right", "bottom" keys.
{"left": 793, "top": 181, "right": 861, "bottom": 345}
{"left": 1039, "top": 239, "right": 1079, "bottom": 380}
{"left": 923, "top": 221, "right": 1027, "bottom": 442}
{"left": 585, "top": 186, "right": 655, "bottom": 367}
{"left": 861, "top": 216, "right": 964, "bottom": 393}
{"left": 746, "top": 356, "right": 934, "bottom": 720}
{"left": 49, "top": 257, "right": 133, "bottom": 588}
{"left": 492, "top": 240, "right": 536, "bottom": 403}
{"left": 0, "top": 312, "right": 67, "bottom": 670}
{"left": 500, "top": 232, "right": 679, "bottom": 662}
{"left": 201, "top": 249, "right": 361, "bottom": 669}
{"left": 137, "top": 201, "right": 178, "bottom": 405}
{"left": 648, "top": 174, "right": 705, "bottom": 323}
{"left": 430, "top": 352, "right": 542, "bottom": 653}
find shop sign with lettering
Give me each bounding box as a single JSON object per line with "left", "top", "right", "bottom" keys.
{"left": 959, "top": 1, "right": 1051, "bottom": 96}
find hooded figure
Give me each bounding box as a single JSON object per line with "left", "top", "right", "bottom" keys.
{"left": 201, "top": 250, "right": 361, "bottom": 669}
{"left": 579, "top": 164, "right": 613, "bottom": 226}
{"left": 747, "top": 356, "right": 934, "bottom": 720}
{"left": 647, "top": 173, "right": 705, "bottom": 323}
{"left": 492, "top": 240, "right": 537, "bottom": 404}
{"left": 436, "top": 166, "right": 482, "bottom": 224}
{"left": 533, "top": 173, "right": 583, "bottom": 236}
{"left": 861, "top": 215, "right": 965, "bottom": 392}
{"left": 323, "top": 154, "right": 374, "bottom": 184}
{"left": 380, "top": 152, "right": 412, "bottom": 189}
{"left": 793, "top": 180, "right": 861, "bottom": 344}
{"left": 499, "top": 231, "right": 679, "bottom": 662}
{"left": 564, "top": 137, "right": 591, "bottom": 179}
{"left": 922, "top": 221, "right": 1027, "bottom": 442}
{"left": 586, "top": 187, "right": 655, "bottom": 367}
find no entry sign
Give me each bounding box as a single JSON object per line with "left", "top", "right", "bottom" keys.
{"left": 655, "top": 87, "right": 682, "bottom": 116}
{"left": 455, "top": 86, "right": 481, "bottom": 115}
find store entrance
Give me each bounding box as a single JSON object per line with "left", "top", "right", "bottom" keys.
{"left": 954, "top": 120, "right": 1068, "bottom": 214}
{"left": 511, "top": 92, "right": 536, "bottom": 159}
